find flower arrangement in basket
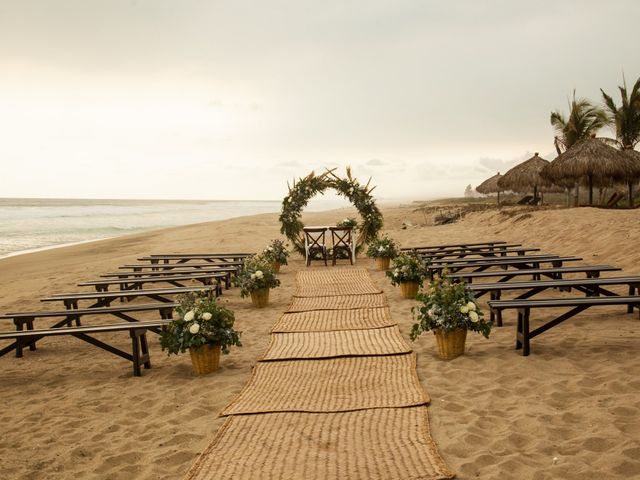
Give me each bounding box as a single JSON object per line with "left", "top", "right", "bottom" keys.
{"left": 262, "top": 239, "right": 290, "bottom": 273}
{"left": 366, "top": 234, "right": 400, "bottom": 270}
{"left": 159, "top": 292, "right": 242, "bottom": 374}
{"left": 410, "top": 271, "right": 491, "bottom": 360}
{"left": 386, "top": 252, "right": 427, "bottom": 298}
{"left": 235, "top": 255, "right": 281, "bottom": 307}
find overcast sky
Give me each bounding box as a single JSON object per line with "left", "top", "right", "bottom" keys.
{"left": 1, "top": 0, "right": 639, "bottom": 201}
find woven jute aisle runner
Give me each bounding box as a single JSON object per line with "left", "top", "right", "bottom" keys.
{"left": 185, "top": 267, "right": 454, "bottom": 480}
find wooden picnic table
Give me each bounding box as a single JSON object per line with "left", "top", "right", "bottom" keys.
{"left": 41, "top": 285, "right": 217, "bottom": 309}
{"left": 469, "top": 276, "right": 640, "bottom": 325}
{"left": 429, "top": 256, "right": 582, "bottom": 275}
{"left": 77, "top": 272, "right": 227, "bottom": 293}
{"left": 0, "top": 302, "right": 177, "bottom": 357}
{"left": 447, "top": 265, "right": 622, "bottom": 283}
{"left": 488, "top": 295, "right": 640, "bottom": 356}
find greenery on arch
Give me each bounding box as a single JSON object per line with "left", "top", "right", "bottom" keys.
{"left": 279, "top": 168, "right": 384, "bottom": 256}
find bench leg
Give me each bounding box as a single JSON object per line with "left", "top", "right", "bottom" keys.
{"left": 130, "top": 329, "right": 152, "bottom": 376}
{"left": 515, "top": 308, "right": 531, "bottom": 354}
{"left": 628, "top": 285, "right": 635, "bottom": 313}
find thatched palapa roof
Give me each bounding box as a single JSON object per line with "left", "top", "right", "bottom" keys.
{"left": 541, "top": 137, "right": 640, "bottom": 185}
{"left": 475, "top": 173, "right": 502, "bottom": 194}
{"left": 497, "top": 153, "right": 552, "bottom": 192}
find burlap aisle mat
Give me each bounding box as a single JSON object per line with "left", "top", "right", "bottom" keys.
{"left": 294, "top": 282, "right": 382, "bottom": 297}
{"left": 271, "top": 307, "right": 396, "bottom": 333}
{"left": 221, "top": 353, "right": 428, "bottom": 415}
{"left": 262, "top": 326, "right": 411, "bottom": 360}
{"left": 184, "top": 407, "right": 455, "bottom": 480}
{"left": 287, "top": 293, "right": 387, "bottom": 312}
{"left": 296, "top": 268, "right": 373, "bottom": 286}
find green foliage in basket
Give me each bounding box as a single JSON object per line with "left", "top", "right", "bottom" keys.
{"left": 235, "top": 254, "right": 281, "bottom": 297}
{"left": 386, "top": 253, "right": 427, "bottom": 286}
{"left": 160, "top": 292, "right": 242, "bottom": 355}
{"left": 410, "top": 271, "right": 492, "bottom": 340}
{"left": 262, "top": 239, "right": 290, "bottom": 265}
{"left": 366, "top": 234, "right": 400, "bottom": 259}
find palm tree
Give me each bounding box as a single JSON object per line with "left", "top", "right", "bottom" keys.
{"left": 601, "top": 75, "right": 640, "bottom": 150}
{"left": 550, "top": 91, "right": 609, "bottom": 155}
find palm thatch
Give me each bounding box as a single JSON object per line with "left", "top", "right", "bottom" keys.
{"left": 476, "top": 173, "right": 502, "bottom": 194}
{"left": 476, "top": 172, "right": 503, "bottom": 204}
{"left": 541, "top": 137, "right": 640, "bottom": 205}
{"left": 497, "top": 153, "right": 553, "bottom": 203}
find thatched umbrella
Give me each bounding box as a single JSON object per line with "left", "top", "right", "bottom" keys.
{"left": 476, "top": 173, "right": 503, "bottom": 204}
{"left": 497, "top": 153, "right": 551, "bottom": 204}
{"left": 541, "top": 137, "right": 640, "bottom": 205}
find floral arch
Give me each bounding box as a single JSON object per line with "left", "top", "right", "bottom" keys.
{"left": 279, "top": 168, "right": 384, "bottom": 256}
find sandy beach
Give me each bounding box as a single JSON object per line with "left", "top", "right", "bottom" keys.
{"left": 1, "top": 203, "right": 640, "bottom": 479}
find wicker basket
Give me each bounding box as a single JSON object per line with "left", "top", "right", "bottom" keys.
{"left": 250, "top": 288, "right": 270, "bottom": 308}
{"left": 189, "top": 344, "right": 221, "bottom": 375}
{"left": 399, "top": 281, "right": 419, "bottom": 299}
{"left": 375, "top": 257, "right": 391, "bottom": 270}
{"left": 271, "top": 262, "right": 281, "bottom": 273}
{"left": 434, "top": 328, "right": 467, "bottom": 360}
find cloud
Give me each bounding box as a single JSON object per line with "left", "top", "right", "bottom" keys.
{"left": 366, "top": 158, "right": 385, "bottom": 166}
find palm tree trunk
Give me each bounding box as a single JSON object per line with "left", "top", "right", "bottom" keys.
{"left": 588, "top": 174, "right": 594, "bottom": 205}
{"left": 533, "top": 186, "right": 538, "bottom": 204}
{"left": 630, "top": 182, "right": 635, "bottom": 208}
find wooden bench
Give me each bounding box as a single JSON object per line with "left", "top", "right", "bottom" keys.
{"left": 429, "top": 256, "right": 582, "bottom": 275}
{"left": 0, "top": 303, "right": 176, "bottom": 357}
{"left": 0, "top": 320, "right": 170, "bottom": 376}
{"left": 470, "top": 276, "right": 640, "bottom": 325}
{"left": 139, "top": 253, "right": 253, "bottom": 265}
{"left": 447, "top": 265, "right": 622, "bottom": 284}
{"left": 402, "top": 241, "right": 510, "bottom": 254}
{"left": 419, "top": 247, "right": 541, "bottom": 260}
{"left": 77, "top": 272, "right": 226, "bottom": 293}
{"left": 41, "top": 285, "right": 217, "bottom": 309}
{"left": 488, "top": 296, "right": 640, "bottom": 356}
{"left": 102, "top": 267, "right": 238, "bottom": 288}
{"left": 118, "top": 262, "right": 243, "bottom": 272}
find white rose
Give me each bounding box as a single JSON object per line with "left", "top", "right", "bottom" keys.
{"left": 189, "top": 323, "right": 200, "bottom": 334}
{"left": 202, "top": 312, "right": 212, "bottom": 321}
{"left": 378, "top": 246, "right": 385, "bottom": 252}
{"left": 459, "top": 305, "right": 469, "bottom": 314}
{"left": 183, "top": 310, "right": 195, "bottom": 321}
{"left": 250, "top": 273, "right": 256, "bottom": 280}
{"left": 467, "top": 301, "right": 476, "bottom": 311}
{"left": 255, "top": 270, "right": 264, "bottom": 279}
{"left": 469, "top": 311, "right": 479, "bottom": 323}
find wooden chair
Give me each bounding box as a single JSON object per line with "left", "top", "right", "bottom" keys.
{"left": 304, "top": 228, "right": 328, "bottom": 267}
{"left": 329, "top": 227, "right": 354, "bottom": 266}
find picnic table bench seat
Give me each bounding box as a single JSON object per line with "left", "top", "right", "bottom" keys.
{"left": 448, "top": 265, "right": 622, "bottom": 283}
{"left": 488, "top": 296, "right": 640, "bottom": 356}
{"left": 0, "top": 302, "right": 177, "bottom": 357}
{"left": 470, "top": 276, "right": 640, "bottom": 325}
{"left": 41, "top": 285, "right": 217, "bottom": 309}
{"left": 77, "top": 272, "right": 227, "bottom": 293}
{"left": 0, "top": 320, "right": 170, "bottom": 376}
